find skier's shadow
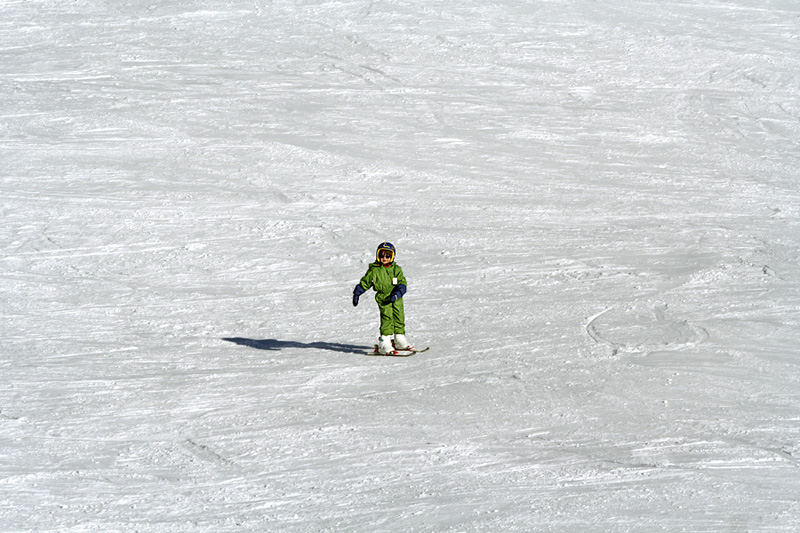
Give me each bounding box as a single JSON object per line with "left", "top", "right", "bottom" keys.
{"left": 222, "top": 337, "right": 370, "bottom": 355}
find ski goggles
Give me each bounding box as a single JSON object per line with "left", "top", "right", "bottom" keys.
{"left": 377, "top": 248, "right": 395, "bottom": 262}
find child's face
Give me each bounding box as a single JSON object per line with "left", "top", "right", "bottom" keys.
{"left": 379, "top": 251, "right": 393, "bottom": 265}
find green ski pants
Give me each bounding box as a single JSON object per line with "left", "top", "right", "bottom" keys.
{"left": 378, "top": 299, "right": 405, "bottom": 336}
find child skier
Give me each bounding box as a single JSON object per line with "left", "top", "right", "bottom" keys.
{"left": 352, "top": 242, "right": 414, "bottom": 354}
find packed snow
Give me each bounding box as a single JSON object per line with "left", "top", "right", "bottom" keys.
{"left": 2, "top": 0, "right": 799, "bottom": 531}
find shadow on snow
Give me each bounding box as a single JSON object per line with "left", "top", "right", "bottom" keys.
{"left": 222, "top": 337, "right": 370, "bottom": 355}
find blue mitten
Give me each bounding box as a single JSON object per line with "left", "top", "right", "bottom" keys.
{"left": 386, "top": 284, "right": 406, "bottom": 304}
{"left": 353, "top": 284, "right": 366, "bottom": 306}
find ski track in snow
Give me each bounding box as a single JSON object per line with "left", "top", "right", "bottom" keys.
{"left": 1, "top": 1, "right": 800, "bottom": 531}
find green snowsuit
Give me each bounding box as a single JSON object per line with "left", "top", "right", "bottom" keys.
{"left": 358, "top": 262, "right": 407, "bottom": 336}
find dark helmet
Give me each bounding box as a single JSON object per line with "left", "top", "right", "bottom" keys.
{"left": 376, "top": 242, "right": 396, "bottom": 263}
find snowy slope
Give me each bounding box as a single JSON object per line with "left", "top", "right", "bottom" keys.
{"left": 2, "top": 0, "right": 799, "bottom": 531}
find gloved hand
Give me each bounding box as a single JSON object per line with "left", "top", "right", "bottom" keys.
{"left": 353, "top": 284, "right": 366, "bottom": 307}
{"left": 384, "top": 284, "right": 406, "bottom": 305}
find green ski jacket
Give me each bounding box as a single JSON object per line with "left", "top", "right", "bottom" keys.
{"left": 358, "top": 262, "right": 407, "bottom": 303}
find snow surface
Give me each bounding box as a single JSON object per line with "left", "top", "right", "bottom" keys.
{"left": 2, "top": 0, "right": 800, "bottom": 531}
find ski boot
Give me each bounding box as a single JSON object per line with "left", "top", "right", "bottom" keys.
{"left": 376, "top": 335, "right": 396, "bottom": 355}
{"left": 392, "top": 334, "right": 414, "bottom": 351}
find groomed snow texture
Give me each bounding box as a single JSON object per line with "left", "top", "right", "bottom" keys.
{"left": 2, "top": 1, "right": 799, "bottom": 531}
